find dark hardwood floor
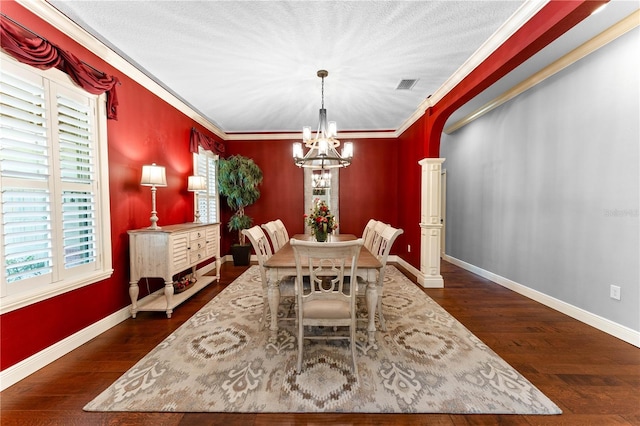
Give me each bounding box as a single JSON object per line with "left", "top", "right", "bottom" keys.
{"left": 1, "top": 261, "right": 638, "bottom": 425}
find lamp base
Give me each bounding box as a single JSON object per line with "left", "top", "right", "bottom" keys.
{"left": 148, "top": 211, "right": 161, "bottom": 229}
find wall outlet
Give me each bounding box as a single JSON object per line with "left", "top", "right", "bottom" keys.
{"left": 610, "top": 285, "right": 621, "bottom": 301}
{"left": 407, "top": 245, "right": 411, "bottom": 253}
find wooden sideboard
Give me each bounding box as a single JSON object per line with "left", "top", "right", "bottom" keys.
{"left": 128, "top": 222, "right": 220, "bottom": 318}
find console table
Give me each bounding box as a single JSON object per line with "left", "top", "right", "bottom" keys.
{"left": 128, "top": 222, "right": 220, "bottom": 318}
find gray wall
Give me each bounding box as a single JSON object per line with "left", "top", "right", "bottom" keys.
{"left": 440, "top": 28, "right": 639, "bottom": 331}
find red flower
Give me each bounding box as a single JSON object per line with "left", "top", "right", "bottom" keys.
{"left": 306, "top": 199, "right": 337, "bottom": 236}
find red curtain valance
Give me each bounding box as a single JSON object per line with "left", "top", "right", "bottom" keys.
{"left": 190, "top": 127, "right": 226, "bottom": 156}
{"left": 1, "top": 16, "right": 119, "bottom": 120}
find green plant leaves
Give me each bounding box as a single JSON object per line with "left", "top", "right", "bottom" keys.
{"left": 217, "top": 155, "right": 263, "bottom": 245}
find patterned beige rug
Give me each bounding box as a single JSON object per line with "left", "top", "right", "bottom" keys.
{"left": 84, "top": 266, "right": 561, "bottom": 414}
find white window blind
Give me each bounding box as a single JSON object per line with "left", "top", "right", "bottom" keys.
{"left": 2, "top": 188, "right": 52, "bottom": 284}
{"left": 195, "top": 146, "right": 218, "bottom": 223}
{"left": 0, "top": 55, "right": 113, "bottom": 312}
{"left": 1, "top": 65, "right": 53, "bottom": 287}
{"left": 57, "top": 90, "right": 98, "bottom": 271}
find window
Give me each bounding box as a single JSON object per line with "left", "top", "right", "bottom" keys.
{"left": 0, "top": 54, "right": 113, "bottom": 313}
{"left": 194, "top": 146, "right": 219, "bottom": 223}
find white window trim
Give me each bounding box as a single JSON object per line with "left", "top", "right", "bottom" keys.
{"left": 193, "top": 147, "right": 219, "bottom": 224}
{"left": 0, "top": 53, "right": 113, "bottom": 315}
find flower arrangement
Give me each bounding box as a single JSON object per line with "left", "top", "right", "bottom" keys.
{"left": 304, "top": 198, "right": 337, "bottom": 240}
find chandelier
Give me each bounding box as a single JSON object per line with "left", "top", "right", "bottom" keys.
{"left": 292, "top": 70, "right": 353, "bottom": 170}
{"left": 311, "top": 170, "right": 331, "bottom": 188}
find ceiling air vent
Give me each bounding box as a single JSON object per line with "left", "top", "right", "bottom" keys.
{"left": 396, "top": 79, "right": 418, "bottom": 90}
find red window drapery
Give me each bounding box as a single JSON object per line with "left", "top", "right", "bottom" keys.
{"left": 190, "top": 127, "right": 225, "bottom": 156}
{"left": 1, "top": 16, "right": 119, "bottom": 120}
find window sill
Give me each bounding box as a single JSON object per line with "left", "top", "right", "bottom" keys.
{"left": 0, "top": 269, "right": 115, "bottom": 315}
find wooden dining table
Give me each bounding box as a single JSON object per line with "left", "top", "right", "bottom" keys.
{"left": 263, "top": 234, "right": 383, "bottom": 344}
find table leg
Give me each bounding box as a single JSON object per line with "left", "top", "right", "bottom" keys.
{"left": 365, "top": 281, "right": 378, "bottom": 344}
{"left": 129, "top": 280, "right": 139, "bottom": 318}
{"left": 164, "top": 280, "right": 174, "bottom": 318}
{"left": 377, "top": 278, "right": 387, "bottom": 331}
{"left": 267, "top": 277, "right": 281, "bottom": 338}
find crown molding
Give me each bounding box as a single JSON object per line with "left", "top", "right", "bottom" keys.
{"left": 393, "top": 1, "right": 548, "bottom": 137}
{"left": 16, "top": 0, "right": 227, "bottom": 140}
{"left": 444, "top": 9, "right": 640, "bottom": 134}
{"left": 16, "top": 0, "right": 406, "bottom": 142}
{"left": 15, "top": 0, "right": 546, "bottom": 142}
{"left": 428, "top": 0, "right": 548, "bottom": 107}
{"left": 225, "top": 131, "right": 398, "bottom": 141}
{"left": 395, "top": 98, "right": 432, "bottom": 136}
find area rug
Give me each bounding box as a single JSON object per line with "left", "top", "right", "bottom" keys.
{"left": 84, "top": 266, "right": 561, "bottom": 414}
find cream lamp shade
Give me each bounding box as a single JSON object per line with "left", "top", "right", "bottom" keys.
{"left": 187, "top": 175, "right": 207, "bottom": 191}
{"left": 140, "top": 163, "right": 167, "bottom": 187}
{"left": 187, "top": 175, "right": 207, "bottom": 223}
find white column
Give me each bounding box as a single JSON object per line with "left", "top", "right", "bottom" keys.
{"left": 418, "top": 158, "right": 445, "bottom": 288}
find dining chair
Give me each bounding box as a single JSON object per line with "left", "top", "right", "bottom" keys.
{"left": 261, "top": 221, "right": 283, "bottom": 252}
{"left": 290, "top": 238, "right": 363, "bottom": 375}
{"left": 274, "top": 219, "right": 290, "bottom": 246}
{"left": 242, "top": 226, "right": 295, "bottom": 330}
{"left": 362, "top": 219, "right": 378, "bottom": 250}
{"left": 369, "top": 221, "right": 388, "bottom": 255}
{"left": 358, "top": 225, "right": 403, "bottom": 332}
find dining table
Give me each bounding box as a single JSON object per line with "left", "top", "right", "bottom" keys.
{"left": 263, "top": 233, "right": 383, "bottom": 344}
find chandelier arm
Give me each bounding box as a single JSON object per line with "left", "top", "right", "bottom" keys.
{"left": 294, "top": 69, "right": 352, "bottom": 170}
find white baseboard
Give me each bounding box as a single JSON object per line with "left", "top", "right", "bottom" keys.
{"left": 443, "top": 254, "right": 640, "bottom": 348}
{"left": 0, "top": 264, "right": 220, "bottom": 391}
{"left": 392, "top": 255, "right": 419, "bottom": 278}
{"left": 0, "top": 305, "right": 131, "bottom": 391}
{"left": 7, "top": 253, "right": 634, "bottom": 392}
{"left": 392, "top": 256, "right": 444, "bottom": 288}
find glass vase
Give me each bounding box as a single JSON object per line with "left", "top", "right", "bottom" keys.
{"left": 315, "top": 231, "right": 328, "bottom": 242}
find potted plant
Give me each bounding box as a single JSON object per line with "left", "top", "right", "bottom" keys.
{"left": 217, "top": 155, "right": 263, "bottom": 265}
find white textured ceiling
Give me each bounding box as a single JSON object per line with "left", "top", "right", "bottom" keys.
{"left": 46, "top": 0, "right": 637, "bottom": 135}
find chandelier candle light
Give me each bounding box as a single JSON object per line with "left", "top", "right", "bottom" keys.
{"left": 312, "top": 170, "right": 331, "bottom": 188}
{"left": 293, "top": 70, "right": 353, "bottom": 170}
{"left": 140, "top": 163, "right": 167, "bottom": 229}
{"left": 187, "top": 175, "right": 207, "bottom": 223}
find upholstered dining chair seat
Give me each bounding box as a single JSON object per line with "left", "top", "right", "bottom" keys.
{"left": 304, "top": 299, "right": 351, "bottom": 319}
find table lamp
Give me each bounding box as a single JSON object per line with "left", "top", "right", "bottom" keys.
{"left": 140, "top": 163, "right": 167, "bottom": 229}
{"left": 187, "top": 175, "right": 207, "bottom": 223}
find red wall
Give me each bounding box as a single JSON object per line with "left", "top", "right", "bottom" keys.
{"left": 223, "top": 139, "right": 305, "bottom": 253}
{"left": 2, "top": 0, "right": 596, "bottom": 373}
{"left": 339, "top": 138, "right": 399, "bottom": 236}
{"left": 396, "top": 118, "right": 428, "bottom": 268}
{"left": 393, "top": 0, "right": 606, "bottom": 268}
{"left": 0, "top": 1, "right": 411, "bottom": 371}
{"left": 0, "top": 2, "right": 221, "bottom": 370}
{"left": 224, "top": 137, "right": 402, "bottom": 256}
